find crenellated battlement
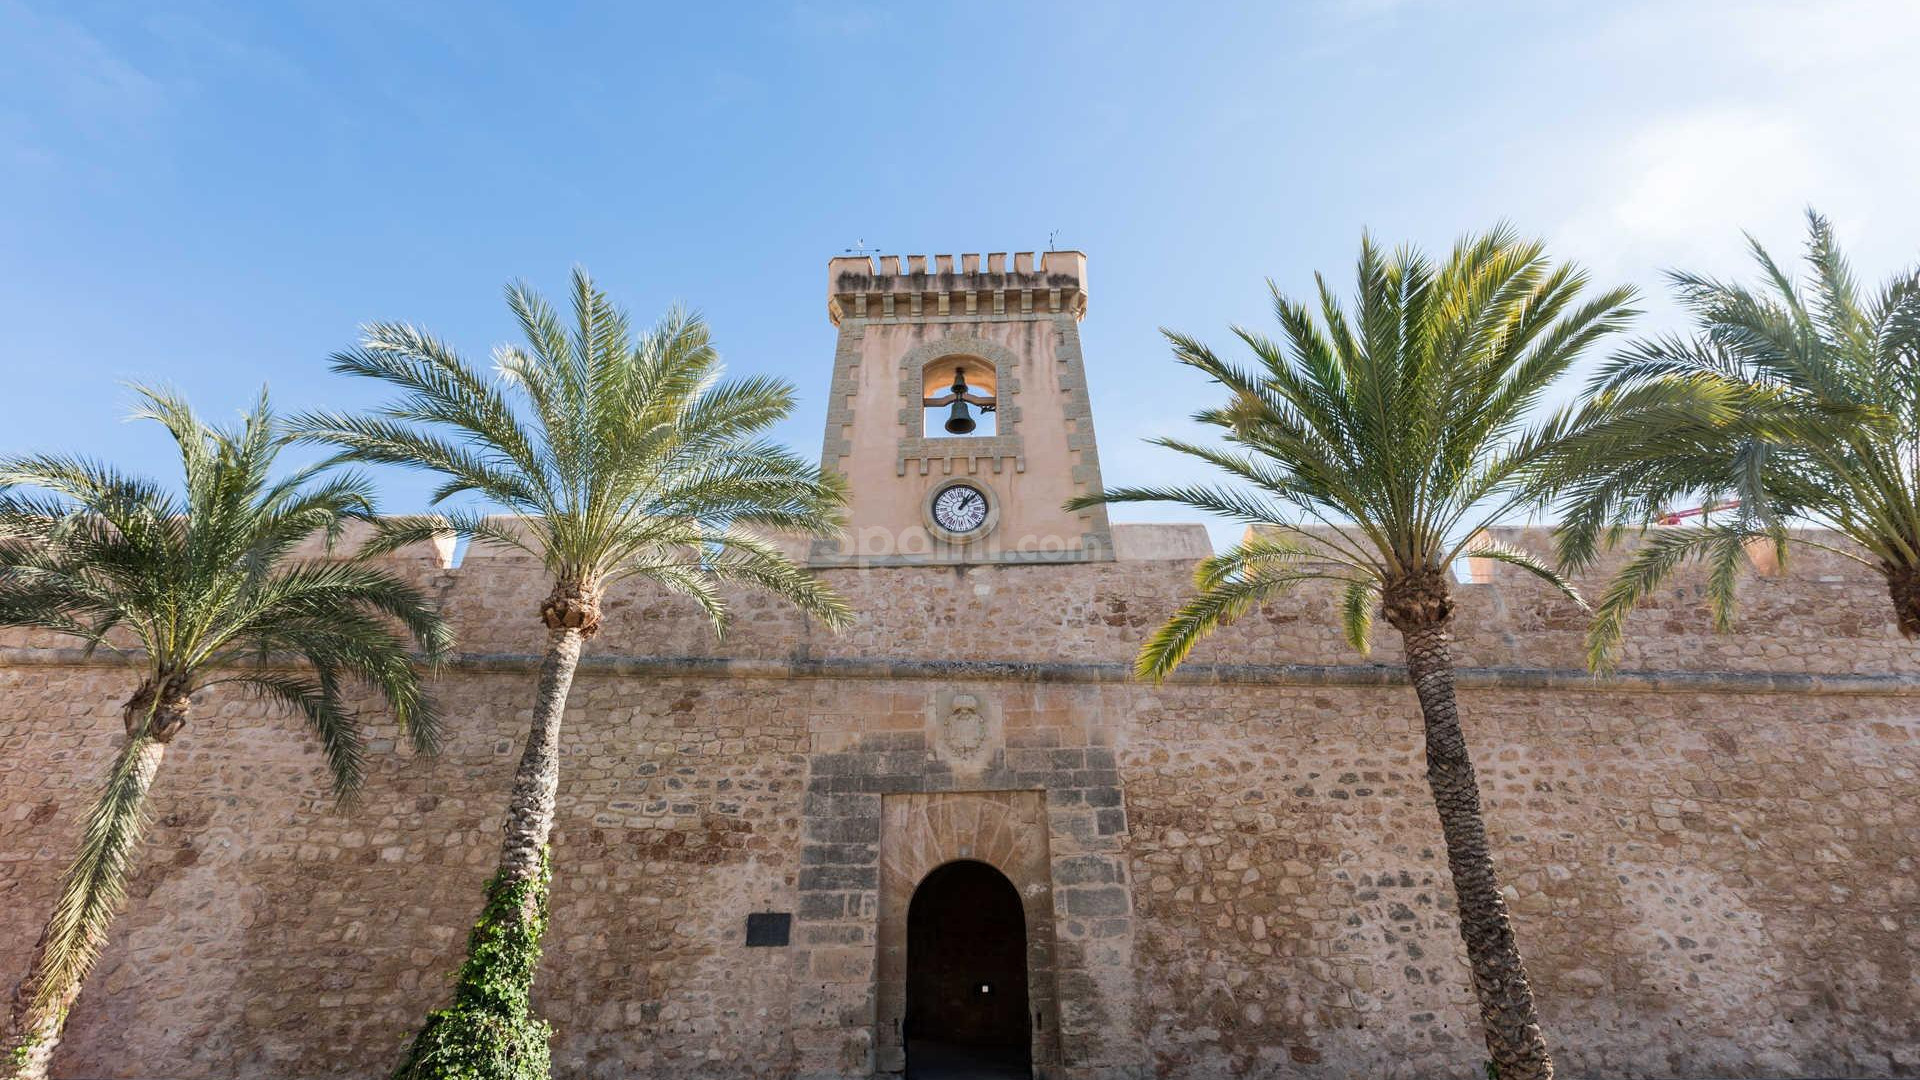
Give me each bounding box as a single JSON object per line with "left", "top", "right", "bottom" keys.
{"left": 826, "top": 250, "right": 1088, "bottom": 324}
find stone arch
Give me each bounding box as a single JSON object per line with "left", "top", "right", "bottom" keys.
{"left": 897, "top": 335, "right": 1023, "bottom": 436}
{"left": 917, "top": 355, "right": 999, "bottom": 437}
{"left": 876, "top": 792, "right": 1060, "bottom": 1076}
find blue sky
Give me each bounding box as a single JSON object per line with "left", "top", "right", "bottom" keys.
{"left": 4, "top": 0, "right": 1917, "bottom": 544}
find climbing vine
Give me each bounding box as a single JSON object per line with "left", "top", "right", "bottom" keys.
{"left": 4, "top": 1003, "right": 64, "bottom": 1078}
{"left": 6, "top": 1038, "right": 35, "bottom": 1075}
{"left": 392, "top": 852, "right": 554, "bottom": 1080}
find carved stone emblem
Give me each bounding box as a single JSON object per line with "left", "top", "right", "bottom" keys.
{"left": 944, "top": 693, "right": 987, "bottom": 755}
{"left": 927, "top": 689, "right": 1000, "bottom": 767}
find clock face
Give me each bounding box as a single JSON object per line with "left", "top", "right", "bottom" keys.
{"left": 930, "top": 483, "right": 991, "bottom": 535}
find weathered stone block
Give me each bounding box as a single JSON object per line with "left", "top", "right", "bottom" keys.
{"left": 1063, "top": 886, "right": 1130, "bottom": 916}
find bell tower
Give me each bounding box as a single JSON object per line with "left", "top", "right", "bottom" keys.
{"left": 812, "top": 250, "right": 1114, "bottom": 566}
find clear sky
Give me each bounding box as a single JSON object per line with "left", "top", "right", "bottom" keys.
{"left": 4, "top": 0, "right": 1917, "bottom": 545}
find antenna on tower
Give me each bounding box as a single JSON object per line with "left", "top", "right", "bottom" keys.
{"left": 1047, "top": 229, "right": 1060, "bottom": 251}
{"left": 843, "top": 238, "right": 881, "bottom": 256}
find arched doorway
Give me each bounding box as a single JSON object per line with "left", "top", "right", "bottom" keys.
{"left": 905, "top": 860, "right": 1032, "bottom": 1079}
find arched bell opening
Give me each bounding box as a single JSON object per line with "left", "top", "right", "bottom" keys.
{"left": 904, "top": 859, "right": 1031, "bottom": 1078}
{"left": 921, "top": 356, "right": 998, "bottom": 437}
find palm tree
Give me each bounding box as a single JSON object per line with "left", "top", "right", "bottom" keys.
{"left": 295, "top": 269, "right": 852, "bottom": 1080}
{"left": 1556, "top": 210, "right": 1920, "bottom": 668}
{"left": 1068, "top": 229, "right": 1647, "bottom": 1080}
{"left": 0, "top": 388, "right": 449, "bottom": 1080}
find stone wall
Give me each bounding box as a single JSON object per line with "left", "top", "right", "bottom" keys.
{"left": 1, "top": 525, "right": 1916, "bottom": 1079}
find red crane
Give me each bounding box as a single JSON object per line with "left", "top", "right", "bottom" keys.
{"left": 1654, "top": 500, "right": 1741, "bottom": 525}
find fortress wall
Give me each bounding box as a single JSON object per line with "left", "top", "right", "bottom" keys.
{"left": 1, "top": 527, "right": 1917, "bottom": 1078}
{"left": 0, "top": 664, "right": 816, "bottom": 1080}
{"left": 1122, "top": 681, "right": 1918, "bottom": 1079}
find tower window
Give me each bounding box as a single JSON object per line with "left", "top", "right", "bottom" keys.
{"left": 922, "top": 357, "right": 997, "bottom": 437}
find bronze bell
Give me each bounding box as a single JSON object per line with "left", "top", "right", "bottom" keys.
{"left": 943, "top": 368, "right": 978, "bottom": 434}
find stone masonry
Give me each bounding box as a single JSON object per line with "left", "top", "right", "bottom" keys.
{"left": 1, "top": 525, "right": 1917, "bottom": 1079}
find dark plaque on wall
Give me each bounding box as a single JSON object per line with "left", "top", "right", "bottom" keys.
{"left": 745, "top": 912, "right": 791, "bottom": 947}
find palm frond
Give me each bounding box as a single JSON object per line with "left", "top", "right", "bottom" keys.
{"left": 1558, "top": 211, "right": 1920, "bottom": 655}
{"left": 225, "top": 671, "right": 369, "bottom": 798}
{"left": 29, "top": 735, "right": 161, "bottom": 1013}
{"left": 309, "top": 271, "right": 851, "bottom": 641}
{"left": 1584, "top": 526, "right": 1739, "bottom": 672}
{"left": 700, "top": 529, "right": 856, "bottom": 632}
{"left": 4, "top": 390, "right": 451, "bottom": 763}
{"left": 1340, "top": 579, "right": 1377, "bottom": 654}
{"left": 1457, "top": 539, "right": 1589, "bottom": 612}
{"left": 1076, "top": 227, "right": 1632, "bottom": 678}
{"left": 1135, "top": 576, "right": 1269, "bottom": 684}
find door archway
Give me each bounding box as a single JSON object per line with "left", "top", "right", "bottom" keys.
{"left": 905, "top": 860, "right": 1032, "bottom": 1078}
{"left": 876, "top": 792, "right": 1060, "bottom": 1076}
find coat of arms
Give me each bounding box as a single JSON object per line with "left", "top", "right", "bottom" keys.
{"left": 943, "top": 693, "right": 988, "bottom": 755}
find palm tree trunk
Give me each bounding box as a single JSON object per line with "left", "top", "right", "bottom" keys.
{"left": 395, "top": 625, "right": 583, "bottom": 1080}
{"left": 1884, "top": 564, "right": 1920, "bottom": 637}
{"left": 1399, "top": 621, "right": 1554, "bottom": 1080}
{"left": 494, "top": 626, "right": 583, "bottom": 903}
{"left": 4, "top": 735, "right": 168, "bottom": 1080}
